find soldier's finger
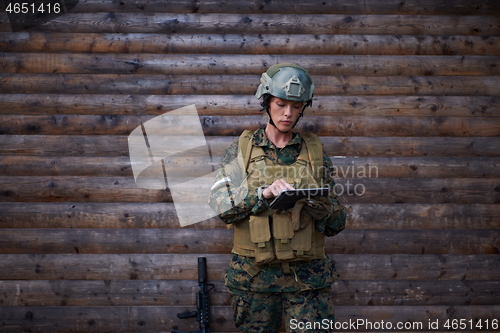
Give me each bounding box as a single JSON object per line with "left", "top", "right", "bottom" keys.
{"left": 272, "top": 187, "right": 281, "bottom": 196}
{"left": 276, "top": 179, "right": 294, "bottom": 190}
{"left": 272, "top": 179, "right": 284, "bottom": 187}
{"left": 276, "top": 181, "right": 290, "bottom": 192}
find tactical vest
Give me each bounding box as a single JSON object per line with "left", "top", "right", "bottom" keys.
{"left": 231, "top": 130, "right": 327, "bottom": 271}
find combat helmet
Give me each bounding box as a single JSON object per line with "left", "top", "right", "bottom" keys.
{"left": 255, "top": 63, "right": 314, "bottom": 129}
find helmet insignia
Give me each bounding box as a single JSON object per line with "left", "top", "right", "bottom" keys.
{"left": 282, "top": 75, "right": 305, "bottom": 98}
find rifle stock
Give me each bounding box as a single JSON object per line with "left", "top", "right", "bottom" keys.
{"left": 171, "top": 257, "right": 214, "bottom": 333}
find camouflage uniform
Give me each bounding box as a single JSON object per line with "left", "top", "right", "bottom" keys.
{"left": 209, "top": 128, "right": 346, "bottom": 333}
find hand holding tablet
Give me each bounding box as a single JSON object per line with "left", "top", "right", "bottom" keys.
{"left": 262, "top": 179, "right": 295, "bottom": 199}
{"left": 269, "top": 187, "right": 331, "bottom": 210}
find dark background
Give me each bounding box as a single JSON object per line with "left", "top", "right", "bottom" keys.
{"left": 0, "top": 0, "right": 499, "bottom": 331}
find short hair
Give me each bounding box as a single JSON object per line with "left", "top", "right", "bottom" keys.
{"left": 259, "top": 94, "right": 274, "bottom": 111}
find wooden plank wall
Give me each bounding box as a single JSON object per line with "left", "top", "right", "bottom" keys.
{"left": 1, "top": 0, "right": 499, "bottom": 332}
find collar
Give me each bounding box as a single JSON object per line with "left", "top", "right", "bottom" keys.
{"left": 251, "top": 128, "right": 302, "bottom": 149}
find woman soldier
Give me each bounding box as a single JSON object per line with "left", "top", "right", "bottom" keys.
{"left": 209, "top": 63, "right": 346, "bottom": 333}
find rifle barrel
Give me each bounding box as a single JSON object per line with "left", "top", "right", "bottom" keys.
{"left": 198, "top": 257, "right": 207, "bottom": 284}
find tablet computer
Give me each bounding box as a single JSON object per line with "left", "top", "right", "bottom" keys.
{"left": 268, "top": 187, "right": 331, "bottom": 210}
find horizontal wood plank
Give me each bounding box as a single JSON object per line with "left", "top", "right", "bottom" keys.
{"left": 2, "top": 33, "right": 499, "bottom": 55}
{"left": 1, "top": 94, "right": 499, "bottom": 117}
{"left": 1, "top": 203, "right": 498, "bottom": 230}
{"left": 314, "top": 96, "right": 500, "bottom": 117}
{"left": 0, "top": 202, "right": 190, "bottom": 229}
{"left": 348, "top": 203, "right": 500, "bottom": 230}
{"left": 2, "top": 54, "right": 499, "bottom": 76}
{"left": 0, "top": 156, "right": 133, "bottom": 177}
{"left": 0, "top": 229, "right": 498, "bottom": 255}
{"left": 330, "top": 157, "right": 500, "bottom": 179}
{"left": 1, "top": 254, "right": 499, "bottom": 280}
{"left": 2, "top": 14, "right": 499, "bottom": 35}
{"left": 0, "top": 176, "right": 173, "bottom": 203}
{"left": 0, "top": 177, "right": 498, "bottom": 204}
{"left": 2, "top": 114, "right": 500, "bottom": 137}
{"left": 1, "top": 305, "right": 500, "bottom": 332}
{"left": 334, "top": 280, "right": 500, "bottom": 306}
{"left": 2, "top": 201, "right": 498, "bottom": 231}
{"left": 69, "top": 0, "right": 500, "bottom": 15}
{"left": 334, "top": 178, "right": 500, "bottom": 205}
{"left": 2, "top": 74, "right": 499, "bottom": 96}
{"left": 2, "top": 156, "right": 499, "bottom": 178}
{"left": 1, "top": 279, "right": 498, "bottom": 306}
{"left": 2, "top": 135, "right": 500, "bottom": 157}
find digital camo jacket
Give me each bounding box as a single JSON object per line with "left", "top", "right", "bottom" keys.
{"left": 209, "top": 128, "right": 346, "bottom": 292}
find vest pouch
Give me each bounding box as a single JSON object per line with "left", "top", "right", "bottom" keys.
{"left": 313, "top": 229, "right": 326, "bottom": 258}
{"left": 249, "top": 215, "right": 275, "bottom": 264}
{"left": 231, "top": 131, "right": 329, "bottom": 265}
{"left": 290, "top": 219, "right": 313, "bottom": 258}
{"left": 272, "top": 212, "right": 295, "bottom": 261}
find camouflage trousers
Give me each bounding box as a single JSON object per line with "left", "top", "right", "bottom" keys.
{"left": 229, "top": 286, "right": 335, "bottom": 333}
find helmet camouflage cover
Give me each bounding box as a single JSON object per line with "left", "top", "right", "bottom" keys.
{"left": 255, "top": 63, "right": 314, "bottom": 103}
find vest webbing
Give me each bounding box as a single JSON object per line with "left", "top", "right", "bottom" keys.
{"left": 232, "top": 130, "right": 327, "bottom": 276}
{"left": 238, "top": 130, "right": 324, "bottom": 185}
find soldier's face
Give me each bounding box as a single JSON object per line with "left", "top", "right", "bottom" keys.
{"left": 269, "top": 97, "right": 304, "bottom": 132}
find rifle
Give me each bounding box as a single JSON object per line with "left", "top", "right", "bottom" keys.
{"left": 171, "top": 257, "right": 214, "bottom": 333}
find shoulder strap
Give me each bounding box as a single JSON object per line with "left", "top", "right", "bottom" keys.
{"left": 238, "top": 130, "right": 255, "bottom": 172}
{"left": 224, "top": 130, "right": 255, "bottom": 231}
{"left": 239, "top": 131, "right": 324, "bottom": 181}
{"left": 301, "top": 133, "right": 324, "bottom": 183}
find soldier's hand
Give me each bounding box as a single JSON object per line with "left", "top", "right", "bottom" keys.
{"left": 262, "top": 179, "right": 294, "bottom": 199}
